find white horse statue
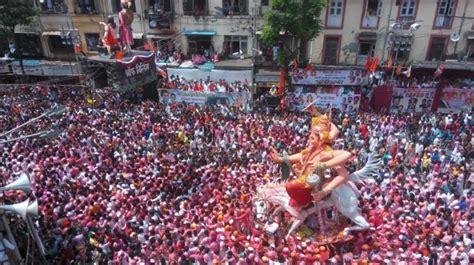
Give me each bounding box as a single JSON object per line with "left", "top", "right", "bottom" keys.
{"left": 254, "top": 143, "right": 381, "bottom": 239}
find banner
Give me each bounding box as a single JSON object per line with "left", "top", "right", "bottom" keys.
{"left": 166, "top": 68, "right": 252, "bottom": 84}
{"left": 116, "top": 53, "right": 157, "bottom": 91}
{"left": 288, "top": 87, "right": 361, "bottom": 112}
{"left": 158, "top": 89, "right": 250, "bottom": 107}
{"left": 437, "top": 88, "right": 474, "bottom": 113}
{"left": 372, "top": 85, "right": 393, "bottom": 112}
{"left": 291, "top": 68, "right": 364, "bottom": 86}
{"left": 390, "top": 88, "right": 436, "bottom": 113}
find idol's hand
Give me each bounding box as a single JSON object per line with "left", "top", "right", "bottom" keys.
{"left": 269, "top": 147, "right": 283, "bottom": 164}
{"left": 312, "top": 189, "right": 331, "bottom": 202}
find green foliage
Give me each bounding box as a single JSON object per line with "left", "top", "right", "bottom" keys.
{"left": 261, "top": 0, "right": 325, "bottom": 74}
{"left": 0, "top": 0, "right": 38, "bottom": 38}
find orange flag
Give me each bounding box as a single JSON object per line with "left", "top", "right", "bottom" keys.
{"left": 387, "top": 54, "right": 393, "bottom": 70}
{"left": 369, "top": 55, "right": 379, "bottom": 73}
{"left": 277, "top": 68, "right": 285, "bottom": 95}
{"left": 395, "top": 64, "right": 402, "bottom": 76}
{"left": 364, "top": 53, "right": 372, "bottom": 71}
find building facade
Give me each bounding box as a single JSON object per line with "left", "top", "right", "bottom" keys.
{"left": 308, "top": 0, "right": 474, "bottom": 66}
{"left": 7, "top": 0, "right": 474, "bottom": 67}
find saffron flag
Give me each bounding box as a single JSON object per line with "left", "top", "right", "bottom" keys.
{"left": 364, "top": 53, "right": 372, "bottom": 71}
{"left": 277, "top": 68, "right": 285, "bottom": 95}
{"left": 304, "top": 63, "right": 314, "bottom": 71}
{"left": 369, "top": 55, "right": 379, "bottom": 73}
{"left": 395, "top": 64, "right": 402, "bottom": 76}
{"left": 387, "top": 54, "right": 393, "bottom": 70}
{"left": 157, "top": 67, "right": 167, "bottom": 78}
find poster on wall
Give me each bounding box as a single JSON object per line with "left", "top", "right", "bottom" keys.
{"left": 288, "top": 86, "right": 361, "bottom": 112}
{"left": 158, "top": 89, "right": 250, "bottom": 107}
{"left": 437, "top": 88, "right": 474, "bottom": 113}
{"left": 390, "top": 88, "right": 436, "bottom": 113}
{"left": 115, "top": 53, "right": 157, "bottom": 92}
{"left": 292, "top": 68, "right": 364, "bottom": 86}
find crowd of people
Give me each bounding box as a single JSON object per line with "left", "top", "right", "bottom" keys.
{"left": 0, "top": 84, "right": 472, "bottom": 264}
{"left": 158, "top": 75, "right": 250, "bottom": 93}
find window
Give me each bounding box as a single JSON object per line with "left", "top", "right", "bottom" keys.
{"left": 399, "top": 0, "right": 417, "bottom": 29}
{"left": 357, "top": 41, "right": 375, "bottom": 65}
{"left": 466, "top": 40, "right": 474, "bottom": 62}
{"left": 399, "top": 0, "right": 415, "bottom": 16}
{"left": 362, "top": 0, "right": 382, "bottom": 28}
{"left": 222, "top": 0, "right": 248, "bottom": 15}
{"left": 14, "top": 34, "right": 43, "bottom": 57}
{"left": 326, "top": 0, "right": 344, "bottom": 28}
{"left": 48, "top": 36, "right": 72, "bottom": 56}
{"left": 37, "top": 0, "right": 68, "bottom": 13}
{"left": 112, "top": 0, "right": 137, "bottom": 12}
{"left": 183, "top": 0, "right": 207, "bottom": 15}
{"left": 261, "top": 0, "right": 269, "bottom": 6}
{"left": 148, "top": 0, "right": 172, "bottom": 13}
{"left": 223, "top": 36, "right": 248, "bottom": 56}
{"left": 322, "top": 36, "right": 340, "bottom": 65}
{"left": 427, "top": 37, "right": 447, "bottom": 61}
{"left": 434, "top": 0, "right": 456, "bottom": 28}
{"left": 77, "top": 0, "right": 96, "bottom": 14}
{"left": 187, "top": 36, "right": 212, "bottom": 55}
{"left": 84, "top": 33, "right": 100, "bottom": 52}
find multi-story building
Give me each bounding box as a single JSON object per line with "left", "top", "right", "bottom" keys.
{"left": 309, "top": 0, "right": 474, "bottom": 66}
{"left": 4, "top": 1, "right": 474, "bottom": 71}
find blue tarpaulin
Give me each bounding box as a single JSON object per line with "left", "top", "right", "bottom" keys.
{"left": 182, "top": 30, "right": 216, "bottom": 36}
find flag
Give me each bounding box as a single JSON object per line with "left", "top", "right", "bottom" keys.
{"left": 157, "top": 66, "right": 167, "bottom": 78}
{"left": 277, "top": 68, "right": 285, "bottom": 95}
{"left": 402, "top": 65, "right": 412, "bottom": 78}
{"left": 395, "top": 64, "right": 402, "bottom": 76}
{"left": 151, "top": 41, "right": 157, "bottom": 52}
{"left": 364, "top": 53, "right": 372, "bottom": 71}
{"left": 369, "top": 55, "right": 379, "bottom": 73}
{"left": 387, "top": 54, "right": 393, "bottom": 70}
{"left": 244, "top": 78, "right": 249, "bottom": 86}
{"left": 291, "top": 59, "right": 298, "bottom": 69}
{"left": 304, "top": 63, "right": 314, "bottom": 71}
{"left": 434, "top": 64, "right": 445, "bottom": 78}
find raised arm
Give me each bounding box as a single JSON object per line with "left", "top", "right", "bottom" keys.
{"left": 269, "top": 146, "right": 302, "bottom": 164}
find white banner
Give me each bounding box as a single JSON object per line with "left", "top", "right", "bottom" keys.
{"left": 291, "top": 68, "right": 364, "bottom": 86}
{"left": 288, "top": 87, "right": 361, "bottom": 112}
{"left": 166, "top": 68, "right": 252, "bottom": 84}
{"left": 390, "top": 88, "right": 436, "bottom": 113}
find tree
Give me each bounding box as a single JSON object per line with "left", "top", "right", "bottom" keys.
{"left": 261, "top": 0, "right": 325, "bottom": 87}
{"left": 0, "top": 0, "right": 38, "bottom": 75}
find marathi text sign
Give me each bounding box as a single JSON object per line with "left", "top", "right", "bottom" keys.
{"left": 158, "top": 89, "right": 249, "bottom": 107}
{"left": 390, "top": 88, "right": 436, "bottom": 113}
{"left": 115, "top": 53, "right": 157, "bottom": 92}
{"left": 438, "top": 88, "right": 474, "bottom": 113}
{"left": 288, "top": 87, "right": 361, "bottom": 112}
{"left": 292, "top": 69, "right": 364, "bottom": 86}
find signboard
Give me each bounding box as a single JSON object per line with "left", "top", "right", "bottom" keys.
{"left": 158, "top": 89, "right": 250, "bottom": 107}
{"left": 438, "top": 88, "right": 474, "bottom": 113}
{"left": 292, "top": 68, "right": 364, "bottom": 86}
{"left": 149, "top": 14, "right": 171, "bottom": 29}
{"left": 390, "top": 88, "right": 436, "bottom": 113}
{"left": 288, "top": 86, "right": 361, "bottom": 112}
{"left": 115, "top": 53, "right": 157, "bottom": 92}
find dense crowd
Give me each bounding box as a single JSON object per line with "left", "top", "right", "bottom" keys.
{"left": 158, "top": 75, "right": 250, "bottom": 93}
{"left": 0, "top": 85, "right": 472, "bottom": 264}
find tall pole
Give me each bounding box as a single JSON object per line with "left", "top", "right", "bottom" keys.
{"left": 381, "top": 0, "right": 395, "bottom": 63}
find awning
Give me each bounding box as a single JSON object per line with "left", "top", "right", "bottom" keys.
{"left": 42, "top": 31, "right": 62, "bottom": 36}
{"left": 133, "top": 32, "right": 144, "bottom": 39}
{"left": 358, "top": 32, "right": 377, "bottom": 41}
{"left": 182, "top": 30, "right": 216, "bottom": 36}
{"left": 147, "top": 34, "right": 171, "bottom": 40}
